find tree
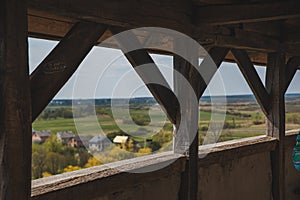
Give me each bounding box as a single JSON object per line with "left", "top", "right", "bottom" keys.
{"left": 44, "top": 135, "right": 64, "bottom": 153}
{"left": 84, "top": 157, "right": 101, "bottom": 168}
{"left": 32, "top": 144, "right": 47, "bottom": 179}
{"left": 45, "top": 152, "right": 65, "bottom": 174}
{"left": 77, "top": 149, "right": 91, "bottom": 167}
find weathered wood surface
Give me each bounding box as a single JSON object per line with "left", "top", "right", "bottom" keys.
{"left": 231, "top": 49, "right": 270, "bottom": 115}
{"left": 199, "top": 136, "right": 277, "bottom": 167}
{"left": 30, "top": 135, "right": 277, "bottom": 200}
{"left": 173, "top": 40, "right": 199, "bottom": 200}
{"left": 266, "top": 52, "right": 286, "bottom": 200}
{"left": 110, "top": 28, "right": 178, "bottom": 124}
{"left": 285, "top": 56, "right": 300, "bottom": 92}
{"left": 30, "top": 22, "right": 107, "bottom": 121}
{"left": 214, "top": 28, "right": 281, "bottom": 53}
{"left": 195, "top": 47, "right": 229, "bottom": 99}
{"left": 172, "top": 46, "right": 228, "bottom": 200}
{"left": 27, "top": 0, "right": 192, "bottom": 34}
{"left": 0, "top": 0, "right": 31, "bottom": 199}
{"left": 195, "top": 1, "right": 300, "bottom": 25}
{"left": 31, "top": 152, "right": 186, "bottom": 200}
{"left": 26, "top": 0, "right": 300, "bottom": 61}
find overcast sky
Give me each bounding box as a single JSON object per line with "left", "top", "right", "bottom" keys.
{"left": 28, "top": 38, "right": 300, "bottom": 99}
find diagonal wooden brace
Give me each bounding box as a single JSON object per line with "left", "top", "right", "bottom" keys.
{"left": 31, "top": 22, "right": 108, "bottom": 121}
{"left": 285, "top": 56, "right": 300, "bottom": 93}
{"left": 231, "top": 49, "right": 271, "bottom": 116}
{"left": 110, "top": 28, "right": 178, "bottom": 124}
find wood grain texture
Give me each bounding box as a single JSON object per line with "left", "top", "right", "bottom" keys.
{"left": 285, "top": 56, "right": 300, "bottom": 92}
{"left": 0, "top": 0, "right": 31, "bottom": 199}
{"left": 195, "top": 47, "right": 229, "bottom": 99}
{"left": 110, "top": 28, "right": 178, "bottom": 124}
{"left": 266, "top": 52, "right": 286, "bottom": 200}
{"left": 27, "top": 0, "right": 192, "bottom": 34}
{"left": 30, "top": 22, "right": 107, "bottom": 121}
{"left": 173, "top": 40, "right": 199, "bottom": 200}
{"left": 231, "top": 49, "right": 270, "bottom": 115}
{"left": 195, "top": 1, "right": 300, "bottom": 25}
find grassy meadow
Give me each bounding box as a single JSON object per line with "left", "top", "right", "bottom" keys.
{"left": 33, "top": 96, "right": 300, "bottom": 147}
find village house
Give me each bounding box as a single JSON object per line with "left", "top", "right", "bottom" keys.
{"left": 88, "top": 135, "right": 111, "bottom": 151}
{"left": 69, "top": 136, "right": 90, "bottom": 148}
{"left": 113, "top": 135, "right": 129, "bottom": 144}
{"left": 57, "top": 131, "right": 75, "bottom": 145}
{"left": 32, "top": 130, "right": 52, "bottom": 144}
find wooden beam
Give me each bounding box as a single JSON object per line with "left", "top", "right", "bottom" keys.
{"left": 192, "top": 0, "right": 240, "bottom": 5}
{"left": 231, "top": 49, "right": 271, "bottom": 116}
{"left": 110, "top": 28, "right": 178, "bottom": 124}
{"left": 31, "top": 22, "right": 107, "bottom": 121}
{"left": 28, "top": 14, "right": 74, "bottom": 41}
{"left": 285, "top": 56, "right": 300, "bottom": 92}
{"left": 0, "top": 1, "right": 31, "bottom": 199}
{"left": 173, "top": 40, "right": 199, "bottom": 200}
{"left": 26, "top": 13, "right": 300, "bottom": 63}
{"left": 266, "top": 52, "right": 286, "bottom": 200}
{"left": 174, "top": 46, "right": 228, "bottom": 200}
{"left": 195, "top": 47, "right": 229, "bottom": 99}
{"left": 27, "top": 0, "right": 192, "bottom": 34}
{"left": 194, "top": 26, "right": 300, "bottom": 62}
{"left": 195, "top": 1, "right": 300, "bottom": 25}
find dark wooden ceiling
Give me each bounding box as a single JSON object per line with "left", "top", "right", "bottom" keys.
{"left": 27, "top": 0, "right": 300, "bottom": 65}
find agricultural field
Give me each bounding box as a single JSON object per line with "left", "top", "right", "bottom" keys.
{"left": 31, "top": 95, "right": 300, "bottom": 179}
{"left": 33, "top": 96, "right": 300, "bottom": 146}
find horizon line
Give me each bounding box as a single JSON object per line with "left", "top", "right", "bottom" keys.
{"left": 52, "top": 92, "right": 300, "bottom": 100}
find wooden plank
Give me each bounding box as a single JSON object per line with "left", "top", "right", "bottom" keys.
{"left": 266, "top": 52, "right": 286, "bottom": 200}
{"left": 27, "top": 0, "right": 192, "bottom": 34}
{"left": 173, "top": 46, "right": 228, "bottom": 200}
{"left": 110, "top": 28, "right": 178, "bottom": 124}
{"left": 195, "top": 1, "right": 300, "bottom": 25}
{"left": 26, "top": 13, "right": 300, "bottom": 63}
{"left": 28, "top": 14, "right": 74, "bottom": 41}
{"left": 0, "top": 1, "right": 31, "bottom": 199}
{"left": 199, "top": 136, "right": 277, "bottom": 167}
{"left": 192, "top": 0, "right": 242, "bottom": 5}
{"left": 242, "top": 21, "right": 282, "bottom": 38}
{"left": 285, "top": 56, "right": 300, "bottom": 92}
{"left": 31, "top": 22, "right": 107, "bottom": 121}
{"left": 195, "top": 47, "right": 229, "bottom": 99}
{"left": 214, "top": 29, "right": 282, "bottom": 53}
{"left": 31, "top": 153, "right": 186, "bottom": 200}
{"left": 173, "top": 40, "right": 199, "bottom": 200}
{"left": 231, "top": 49, "right": 271, "bottom": 116}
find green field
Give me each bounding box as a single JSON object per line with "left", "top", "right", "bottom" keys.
{"left": 33, "top": 100, "right": 300, "bottom": 146}
{"left": 31, "top": 99, "right": 300, "bottom": 179}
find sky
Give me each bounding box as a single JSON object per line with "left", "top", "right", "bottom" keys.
{"left": 28, "top": 38, "right": 300, "bottom": 99}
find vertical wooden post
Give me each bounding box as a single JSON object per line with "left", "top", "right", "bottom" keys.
{"left": 266, "top": 52, "right": 286, "bottom": 200}
{"left": 173, "top": 41, "right": 199, "bottom": 200}
{"left": 0, "top": 1, "right": 31, "bottom": 199}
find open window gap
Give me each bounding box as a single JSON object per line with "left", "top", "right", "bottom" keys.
{"left": 285, "top": 70, "right": 300, "bottom": 132}
{"left": 30, "top": 39, "right": 173, "bottom": 179}
{"left": 199, "top": 62, "right": 266, "bottom": 145}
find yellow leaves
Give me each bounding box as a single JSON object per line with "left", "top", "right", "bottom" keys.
{"left": 42, "top": 172, "right": 52, "bottom": 178}
{"left": 84, "top": 157, "right": 101, "bottom": 168}
{"left": 63, "top": 165, "right": 82, "bottom": 173}
{"left": 137, "top": 147, "right": 152, "bottom": 154}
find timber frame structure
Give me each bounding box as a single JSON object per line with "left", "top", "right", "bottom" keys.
{"left": 1, "top": 0, "right": 300, "bottom": 200}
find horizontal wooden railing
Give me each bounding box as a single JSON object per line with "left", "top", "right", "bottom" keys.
{"left": 31, "top": 133, "right": 300, "bottom": 200}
